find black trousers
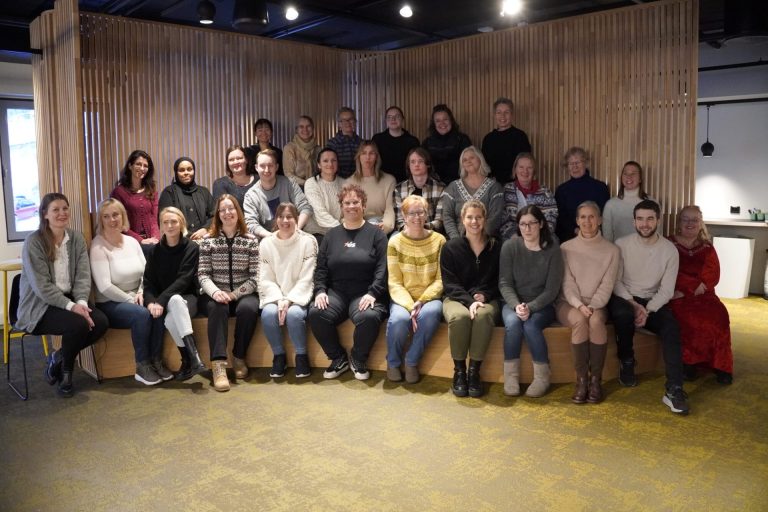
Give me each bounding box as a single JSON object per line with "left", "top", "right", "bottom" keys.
{"left": 32, "top": 304, "right": 109, "bottom": 371}
{"left": 200, "top": 294, "right": 260, "bottom": 360}
{"left": 308, "top": 288, "right": 387, "bottom": 363}
{"left": 608, "top": 294, "right": 684, "bottom": 389}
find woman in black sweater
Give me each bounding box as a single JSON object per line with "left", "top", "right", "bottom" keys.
{"left": 143, "top": 207, "right": 205, "bottom": 381}
{"left": 440, "top": 199, "right": 501, "bottom": 398}
{"left": 308, "top": 183, "right": 389, "bottom": 381}
{"left": 158, "top": 156, "right": 215, "bottom": 240}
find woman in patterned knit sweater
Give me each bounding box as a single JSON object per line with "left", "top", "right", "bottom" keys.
{"left": 198, "top": 194, "right": 260, "bottom": 392}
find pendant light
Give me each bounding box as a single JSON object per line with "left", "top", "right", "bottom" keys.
{"left": 701, "top": 105, "right": 714, "bottom": 158}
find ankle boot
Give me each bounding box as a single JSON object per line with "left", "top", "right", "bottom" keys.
{"left": 174, "top": 346, "right": 194, "bottom": 381}
{"left": 525, "top": 362, "right": 551, "bottom": 397}
{"left": 57, "top": 369, "right": 74, "bottom": 398}
{"left": 452, "top": 359, "right": 468, "bottom": 397}
{"left": 503, "top": 359, "right": 520, "bottom": 396}
{"left": 588, "top": 342, "right": 607, "bottom": 403}
{"left": 182, "top": 335, "right": 207, "bottom": 376}
{"left": 571, "top": 342, "right": 589, "bottom": 404}
{"left": 468, "top": 359, "right": 483, "bottom": 398}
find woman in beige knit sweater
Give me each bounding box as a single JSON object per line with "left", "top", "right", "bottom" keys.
{"left": 556, "top": 201, "right": 620, "bottom": 404}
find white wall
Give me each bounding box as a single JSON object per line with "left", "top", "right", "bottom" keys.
{"left": 696, "top": 39, "right": 768, "bottom": 219}
{"left": 0, "top": 61, "right": 33, "bottom": 262}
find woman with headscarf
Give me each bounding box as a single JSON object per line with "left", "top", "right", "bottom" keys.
{"left": 159, "top": 156, "right": 215, "bottom": 240}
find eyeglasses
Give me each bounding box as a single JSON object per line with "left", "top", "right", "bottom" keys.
{"left": 339, "top": 117, "right": 356, "bottom": 124}
{"left": 406, "top": 210, "right": 426, "bottom": 218}
{"left": 567, "top": 161, "right": 585, "bottom": 167}
{"left": 519, "top": 221, "right": 540, "bottom": 229}
{"left": 386, "top": 115, "right": 402, "bottom": 121}
{"left": 218, "top": 207, "right": 236, "bottom": 213}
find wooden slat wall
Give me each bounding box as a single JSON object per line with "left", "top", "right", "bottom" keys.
{"left": 30, "top": 0, "right": 90, "bottom": 235}
{"left": 78, "top": 14, "right": 346, "bottom": 206}
{"left": 348, "top": 0, "right": 698, "bottom": 233}
{"left": 33, "top": 0, "right": 697, "bottom": 234}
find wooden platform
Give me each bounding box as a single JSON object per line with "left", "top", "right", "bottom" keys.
{"left": 91, "top": 319, "right": 663, "bottom": 384}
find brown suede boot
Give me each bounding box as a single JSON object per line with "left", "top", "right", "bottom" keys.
{"left": 571, "top": 342, "right": 589, "bottom": 404}
{"left": 587, "top": 342, "right": 607, "bottom": 403}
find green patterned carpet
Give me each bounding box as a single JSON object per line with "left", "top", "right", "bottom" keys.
{"left": 1, "top": 297, "right": 766, "bottom": 511}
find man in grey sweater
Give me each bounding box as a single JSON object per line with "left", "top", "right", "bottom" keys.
{"left": 608, "top": 199, "right": 689, "bottom": 415}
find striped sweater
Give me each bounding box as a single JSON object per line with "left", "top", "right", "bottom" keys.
{"left": 387, "top": 230, "right": 446, "bottom": 311}
{"left": 198, "top": 233, "right": 259, "bottom": 299}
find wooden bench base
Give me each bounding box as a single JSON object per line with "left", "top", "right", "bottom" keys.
{"left": 91, "top": 319, "right": 663, "bottom": 384}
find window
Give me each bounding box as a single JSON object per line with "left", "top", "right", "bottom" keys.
{"left": 1, "top": 99, "right": 39, "bottom": 242}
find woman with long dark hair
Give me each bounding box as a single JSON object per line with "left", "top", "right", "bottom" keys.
{"left": 110, "top": 149, "right": 160, "bottom": 249}
{"left": 17, "top": 193, "right": 108, "bottom": 397}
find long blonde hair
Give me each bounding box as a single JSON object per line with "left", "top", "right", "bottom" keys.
{"left": 676, "top": 205, "right": 711, "bottom": 243}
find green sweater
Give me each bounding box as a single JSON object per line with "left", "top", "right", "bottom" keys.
{"left": 498, "top": 237, "right": 563, "bottom": 313}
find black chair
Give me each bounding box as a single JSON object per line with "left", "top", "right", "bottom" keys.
{"left": 6, "top": 273, "right": 49, "bottom": 400}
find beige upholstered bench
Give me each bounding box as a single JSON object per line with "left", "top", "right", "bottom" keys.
{"left": 90, "top": 319, "right": 663, "bottom": 384}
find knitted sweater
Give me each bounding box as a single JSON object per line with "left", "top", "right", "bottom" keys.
{"left": 258, "top": 230, "right": 318, "bottom": 306}
{"left": 326, "top": 131, "right": 362, "bottom": 179}
{"left": 498, "top": 237, "right": 563, "bottom": 313}
{"left": 90, "top": 234, "right": 146, "bottom": 303}
{"left": 602, "top": 188, "right": 649, "bottom": 242}
{"left": 142, "top": 236, "right": 199, "bottom": 308}
{"left": 343, "top": 173, "right": 397, "bottom": 234}
{"left": 554, "top": 171, "right": 610, "bottom": 242}
{"left": 387, "top": 230, "right": 446, "bottom": 311}
{"left": 17, "top": 229, "right": 92, "bottom": 333}
{"left": 614, "top": 233, "right": 679, "bottom": 313}
{"left": 304, "top": 176, "right": 342, "bottom": 235}
{"left": 243, "top": 175, "right": 312, "bottom": 238}
{"left": 198, "top": 233, "right": 259, "bottom": 299}
{"left": 441, "top": 177, "right": 504, "bottom": 240}
{"left": 559, "top": 232, "right": 620, "bottom": 310}
{"left": 499, "top": 180, "right": 558, "bottom": 240}
{"left": 440, "top": 236, "right": 501, "bottom": 307}
{"left": 110, "top": 185, "right": 160, "bottom": 242}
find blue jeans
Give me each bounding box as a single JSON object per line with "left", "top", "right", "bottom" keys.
{"left": 386, "top": 300, "right": 443, "bottom": 367}
{"left": 261, "top": 303, "right": 308, "bottom": 355}
{"left": 97, "top": 300, "right": 158, "bottom": 363}
{"left": 501, "top": 303, "right": 554, "bottom": 363}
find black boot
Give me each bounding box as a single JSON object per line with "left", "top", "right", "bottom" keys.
{"left": 174, "top": 346, "right": 194, "bottom": 381}
{"left": 452, "top": 359, "right": 468, "bottom": 397}
{"left": 182, "top": 335, "right": 207, "bottom": 377}
{"left": 468, "top": 359, "right": 483, "bottom": 397}
{"left": 57, "top": 370, "right": 74, "bottom": 398}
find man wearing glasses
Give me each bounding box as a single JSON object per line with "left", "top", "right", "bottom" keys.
{"left": 327, "top": 107, "right": 363, "bottom": 179}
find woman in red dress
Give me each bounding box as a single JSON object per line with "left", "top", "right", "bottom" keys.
{"left": 669, "top": 205, "right": 733, "bottom": 384}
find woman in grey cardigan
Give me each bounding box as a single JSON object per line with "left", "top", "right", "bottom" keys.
{"left": 499, "top": 204, "right": 563, "bottom": 398}
{"left": 17, "top": 192, "right": 109, "bottom": 397}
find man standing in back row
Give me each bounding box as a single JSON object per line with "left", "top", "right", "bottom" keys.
{"left": 608, "top": 199, "right": 689, "bottom": 415}
{"left": 481, "top": 97, "right": 531, "bottom": 185}
{"left": 327, "top": 107, "right": 363, "bottom": 179}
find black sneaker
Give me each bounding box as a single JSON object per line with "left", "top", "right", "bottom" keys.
{"left": 349, "top": 357, "right": 370, "bottom": 381}
{"left": 618, "top": 358, "right": 637, "bottom": 387}
{"left": 323, "top": 355, "right": 349, "bottom": 379}
{"left": 295, "top": 354, "right": 311, "bottom": 378}
{"left": 663, "top": 386, "right": 690, "bottom": 415}
{"left": 269, "top": 354, "right": 287, "bottom": 378}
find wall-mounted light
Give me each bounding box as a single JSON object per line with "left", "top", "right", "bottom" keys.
{"left": 197, "top": 0, "right": 215, "bottom": 25}
{"left": 233, "top": 0, "right": 269, "bottom": 28}
{"left": 399, "top": 5, "right": 413, "bottom": 18}
{"left": 501, "top": 0, "right": 523, "bottom": 16}
{"left": 701, "top": 105, "right": 714, "bottom": 158}
{"left": 286, "top": 6, "right": 299, "bottom": 21}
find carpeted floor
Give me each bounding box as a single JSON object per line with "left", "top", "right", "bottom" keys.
{"left": 1, "top": 297, "right": 767, "bottom": 511}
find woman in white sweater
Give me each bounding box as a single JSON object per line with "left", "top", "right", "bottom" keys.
{"left": 259, "top": 202, "right": 318, "bottom": 378}
{"left": 602, "top": 161, "right": 651, "bottom": 241}
{"left": 343, "top": 140, "right": 396, "bottom": 234}
{"left": 304, "top": 147, "right": 342, "bottom": 242}
{"left": 556, "top": 201, "right": 620, "bottom": 404}
{"left": 90, "top": 199, "right": 171, "bottom": 385}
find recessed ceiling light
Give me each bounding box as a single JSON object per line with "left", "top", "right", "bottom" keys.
{"left": 286, "top": 6, "right": 299, "bottom": 21}
{"left": 399, "top": 5, "right": 413, "bottom": 18}
{"left": 501, "top": 0, "right": 523, "bottom": 17}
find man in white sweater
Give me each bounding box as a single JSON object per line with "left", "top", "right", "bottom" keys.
{"left": 609, "top": 199, "right": 688, "bottom": 414}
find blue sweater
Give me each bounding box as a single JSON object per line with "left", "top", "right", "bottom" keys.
{"left": 554, "top": 170, "right": 609, "bottom": 242}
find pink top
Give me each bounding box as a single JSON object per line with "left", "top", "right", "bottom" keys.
{"left": 110, "top": 185, "right": 160, "bottom": 243}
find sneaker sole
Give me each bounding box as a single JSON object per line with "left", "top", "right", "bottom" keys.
{"left": 662, "top": 395, "right": 689, "bottom": 415}
{"left": 135, "top": 374, "right": 162, "bottom": 386}
{"left": 323, "top": 367, "right": 349, "bottom": 379}
{"left": 295, "top": 371, "right": 311, "bottom": 378}
{"left": 353, "top": 371, "right": 370, "bottom": 381}
{"left": 269, "top": 372, "right": 286, "bottom": 378}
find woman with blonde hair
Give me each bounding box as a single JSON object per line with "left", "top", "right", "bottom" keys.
{"left": 343, "top": 140, "right": 397, "bottom": 234}
{"left": 198, "top": 194, "right": 260, "bottom": 391}
{"left": 602, "top": 161, "right": 651, "bottom": 242}
{"left": 668, "top": 205, "right": 733, "bottom": 384}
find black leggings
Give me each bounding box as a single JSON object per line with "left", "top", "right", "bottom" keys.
{"left": 32, "top": 305, "right": 109, "bottom": 371}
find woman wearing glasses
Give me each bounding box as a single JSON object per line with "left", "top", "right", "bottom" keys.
{"left": 499, "top": 205, "right": 563, "bottom": 398}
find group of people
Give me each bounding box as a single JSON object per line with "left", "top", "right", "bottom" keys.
{"left": 17, "top": 99, "right": 733, "bottom": 417}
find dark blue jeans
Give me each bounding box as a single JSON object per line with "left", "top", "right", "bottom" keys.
{"left": 501, "top": 303, "right": 555, "bottom": 363}
{"left": 97, "top": 300, "right": 160, "bottom": 363}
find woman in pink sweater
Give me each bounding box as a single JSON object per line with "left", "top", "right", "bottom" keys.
{"left": 556, "top": 201, "right": 620, "bottom": 404}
